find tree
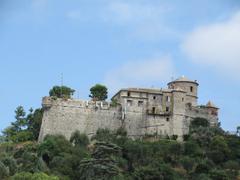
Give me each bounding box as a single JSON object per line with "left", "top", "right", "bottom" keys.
{"left": 194, "top": 159, "right": 214, "bottom": 174}
{"left": 91, "top": 129, "right": 113, "bottom": 142}
{"left": 11, "top": 172, "right": 59, "bottom": 180}
{"left": 133, "top": 163, "right": 180, "bottom": 180}
{"left": 2, "top": 106, "right": 32, "bottom": 143}
{"left": 49, "top": 86, "right": 75, "bottom": 99}
{"left": 1, "top": 156, "right": 17, "bottom": 176}
{"left": 37, "top": 135, "right": 73, "bottom": 164}
{"left": 27, "top": 108, "right": 43, "bottom": 140}
{"left": 189, "top": 127, "right": 215, "bottom": 147}
{"left": 2, "top": 107, "right": 43, "bottom": 142}
{"left": 180, "top": 156, "right": 196, "bottom": 173}
{"left": 208, "top": 136, "right": 230, "bottom": 164}
{"left": 168, "top": 141, "right": 182, "bottom": 163}
{"left": 237, "top": 126, "right": 240, "bottom": 136}
{"left": 184, "top": 140, "right": 203, "bottom": 157}
{"left": 209, "top": 169, "right": 228, "bottom": 180}
{"left": 190, "top": 117, "right": 209, "bottom": 131}
{"left": 89, "top": 84, "right": 108, "bottom": 101}
{"left": 194, "top": 174, "right": 211, "bottom": 180}
{"left": 78, "top": 141, "right": 122, "bottom": 179}
{"left": 70, "top": 130, "right": 89, "bottom": 148}
{"left": 38, "top": 134, "right": 89, "bottom": 179}
{"left": 0, "top": 136, "right": 5, "bottom": 143}
{"left": 0, "top": 161, "right": 9, "bottom": 179}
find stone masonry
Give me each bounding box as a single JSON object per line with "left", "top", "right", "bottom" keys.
{"left": 38, "top": 76, "right": 219, "bottom": 141}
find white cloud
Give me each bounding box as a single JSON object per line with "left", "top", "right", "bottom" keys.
{"left": 104, "top": 56, "right": 175, "bottom": 95}
{"left": 105, "top": 2, "right": 166, "bottom": 24}
{"left": 65, "top": 1, "right": 180, "bottom": 41}
{"left": 181, "top": 11, "right": 240, "bottom": 77}
{"left": 101, "top": 1, "right": 179, "bottom": 41}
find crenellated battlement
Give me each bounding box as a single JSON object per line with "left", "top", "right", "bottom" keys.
{"left": 42, "top": 96, "right": 114, "bottom": 110}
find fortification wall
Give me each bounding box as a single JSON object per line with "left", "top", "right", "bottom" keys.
{"left": 39, "top": 97, "right": 149, "bottom": 141}
{"left": 38, "top": 96, "right": 219, "bottom": 142}
{"left": 186, "top": 106, "right": 218, "bottom": 125}
{"left": 38, "top": 97, "right": 122, "bottom": 141}
{"left": 183, "top": 106, "right": 219, "bottom": 134}
{"left": 145, "top": 116, "right": 171, "bottom": 136}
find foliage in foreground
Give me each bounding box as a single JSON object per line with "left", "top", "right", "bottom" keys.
{"left": 0, "top": 118, "right": 240, "bottom": 179}
{"left": 2, "top": 106, "right": 43, "bottom": 143}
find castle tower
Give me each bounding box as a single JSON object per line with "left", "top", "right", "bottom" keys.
{"left": 168, "top": 76, "right": 199, "bottom": 106}
{"left": 206, "top": 101, "right": 219, "bottom": 126}
{"left": 171, "top": 88, "right": 187, "bottom": 140}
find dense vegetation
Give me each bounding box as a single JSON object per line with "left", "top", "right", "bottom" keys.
{"left": 0, "top": 86, "right": 240, "bottom": 179}
{"left": 2, "top": 106, "right": 43, "bottom": 143}
{"left": 1, "top": 113, "right": 240, "bottom": 179}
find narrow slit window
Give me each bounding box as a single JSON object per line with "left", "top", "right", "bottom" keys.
{"left": 152, "top": 107, "right": 156, "bottom": 114}
{"left": 166, "top": 107, "right": 169, "bottom": 112}
{"left": 190, "top": 86, "right": 193, "bottom": 92}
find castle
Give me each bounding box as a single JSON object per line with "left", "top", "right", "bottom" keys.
{"left": 38, "top": 76, "right": 219, "bottom": 141}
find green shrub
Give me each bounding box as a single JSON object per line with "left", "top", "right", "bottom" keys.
{"left": 0, "top": 161, "right": 9, "bottom": 179}
{"left": 10, "top": 172, "right": 59, "bottom": 180}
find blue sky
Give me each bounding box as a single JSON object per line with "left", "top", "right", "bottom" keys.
{"left": 0, "top": 0, "right": 240, "bottom": 132}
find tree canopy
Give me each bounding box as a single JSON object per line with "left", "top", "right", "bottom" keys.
{"left": 89, "top": 84, "right": 108, "bottom": 101}
{"left": 2, "top": 107, "right": 43, "bottom": 143}
{"left": 49, "top": 86, "right": 75, "bottom": 99}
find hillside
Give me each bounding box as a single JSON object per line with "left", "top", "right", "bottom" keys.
{"left": 0, "top": 118, "right": 240, "bottom": 180}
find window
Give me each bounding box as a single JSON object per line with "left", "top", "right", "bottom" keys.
{"left": 166, "top": 107, "right": 169, "bottom": 112}
{"left": 166, "top": 117, "right": 169, "bottom": 122}
{"left": 187, "top": 103, "right": 192, "bottom": 107}
{"left": 138, "top": 101, "right": 143, "bottom": 107}
{"left": 127, "top": 100, "right": 132, "bottom": 106}
{"left": 152, "top": 107, "right": 156, "bottom": 114}
{"left": 182, "top": 98, "right": 184, "bottom": 102}
{"left": 166, "top": 96, "right": 171, "bottom": 102}
{"left": 159, "top": 96, "right": 162, "bottom": 102}
{"left": 153, "top": 96, "right": 156, "bottom": 100}
{"left": 127, "top": 91, "right": 131, "bottom": 97}
{"left": 190, "top": 86, "right": 193, "bottom": 92}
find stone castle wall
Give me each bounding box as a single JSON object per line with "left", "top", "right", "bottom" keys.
{"left": 183, "top": 106, "right": 219, "bottom": 134}
{"left": 38, "top": 77, "right": 219, "bottom": 141}
{"left": 39, "top": 97, "right": 175, "bottom": 141}
{"left": 39, "top": 95, "right": 218, "bottom": 141}
{"left": 39, "top": 97, "right": 151, "bottom": 141}
{"left": 38, "top": 97, "right": 122, "bottom": 141}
